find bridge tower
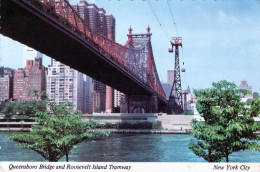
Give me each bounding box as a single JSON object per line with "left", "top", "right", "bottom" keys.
{"left": 167, "top": 37, "right": 183, "bottom": 114}
{"left": 120, "top": 26, "right": 162, "bottom": 113}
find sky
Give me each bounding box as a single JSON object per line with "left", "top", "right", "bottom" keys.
{"left": 0, "top": 0, "right": 259, "bottom": 93}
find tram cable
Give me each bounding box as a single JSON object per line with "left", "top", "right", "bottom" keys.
{"left": 147, "top": 0, "right": 170, "bottom": 41}
{"left": 167, "top": 0, "right": 180, "bottom": 37}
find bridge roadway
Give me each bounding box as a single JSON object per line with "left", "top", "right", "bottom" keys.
{"left": 0, "top": 0, "right": 167, "bottom": 108}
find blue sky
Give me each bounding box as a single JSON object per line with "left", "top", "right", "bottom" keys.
{"left": 0, "top": 0, "right": 259, "bottom": 93}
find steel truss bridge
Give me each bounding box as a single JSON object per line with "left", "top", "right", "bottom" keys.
{"left": 0, "top": 0, "right": 169, "bottom": 112}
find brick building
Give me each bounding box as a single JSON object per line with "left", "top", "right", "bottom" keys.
{"left": 13, "top": 58, "right": 46, "bottom": 101}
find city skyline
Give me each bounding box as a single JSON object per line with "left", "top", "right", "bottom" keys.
{"left": 0, "top": 0, "right": 259, "bottom": 93}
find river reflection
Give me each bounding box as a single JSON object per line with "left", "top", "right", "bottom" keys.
{"left": 0, "top": 133, "right": 259, "bottom": 162}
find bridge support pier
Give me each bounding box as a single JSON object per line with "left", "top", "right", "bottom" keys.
{"left": 120, "top": 95, "right": 158, "bottom": 113}
{"left": 105, "top": 86, "right": 114, "bottom": 113}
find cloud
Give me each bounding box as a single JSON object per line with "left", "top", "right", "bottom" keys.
{"left": 217, "top": 10, "right": 238, "bottom": 23}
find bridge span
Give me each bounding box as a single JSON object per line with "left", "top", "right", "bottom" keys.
{"left": 0, "top": 0, "right": 168, "bottom": 112}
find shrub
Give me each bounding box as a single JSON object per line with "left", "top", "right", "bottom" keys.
{"left": 152, "top": 121, "right": 162, "bottom": 130}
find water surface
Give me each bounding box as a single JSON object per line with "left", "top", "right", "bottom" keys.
{"left": 0, "top": 132, "right": 259, "bottom": 162}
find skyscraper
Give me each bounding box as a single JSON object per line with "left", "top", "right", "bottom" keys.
{"left": 105, "top": 14, "right": 116, "bottom": 41}
{"left": 72, "top": 0, "right": 116, "bottom": 113}
{"left": 92, "top": 79, "right": 106, "bottom": 112}
{"left": 0, "top": 67, "right": 14, "bottom": 101}
{"left": 83, "top": 75, "right": 93, "bottom": 114}
{"left": 13, "top": 58, "right": 46, "bottom": 101}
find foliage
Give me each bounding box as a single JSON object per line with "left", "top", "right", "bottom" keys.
{"left": 0, "top": 67, "right": 4, "bottom": 77}
{"left": 94, "top": 107, "right": 100, "bottom": 113}
{"left": 2, "top": 100, "right": 47, "bottom": 119}
{"left": 152, "top": 121, "right": 162, "bottom": 130}
{"left": 182, "top": 110, "right": 194, "bottom": 115}
{"left": 97, "top": 121, "right": 162, "bottom": 130}
{"left": 28, "top": 89, "right": 40, "bottom": 100}
{"left": 9, "top": 102, "right": 109, "bottom": 162}
{"left": 189, "top": 80, "right": 260, "bottom": 162}
{"left": 98, "top": 122, "right": 119, "bottom": 129}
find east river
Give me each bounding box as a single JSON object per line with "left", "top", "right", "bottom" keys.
{"left": 0, "top": 132, "right": 259, "bottom": 162}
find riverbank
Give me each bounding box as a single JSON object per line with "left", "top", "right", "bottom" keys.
{"left": 0, "top": 127, "right": 190, "bottom": 134}
{"left": 91, "top": 129, "right": 191, "bottom": 134}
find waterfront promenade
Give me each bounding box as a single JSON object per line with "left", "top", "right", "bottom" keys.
{"left": 0, "top": 113, "right": 193, "bottom": 132}
{"left": 1, "top": 113, "right": 259, "bottom": 134}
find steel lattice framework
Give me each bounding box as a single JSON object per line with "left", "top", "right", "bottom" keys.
{"left": 37, "top": 0, "right": 166, "bottom": 100}
{"left": 167, "top": 37, "right": 183, "bottom": 114}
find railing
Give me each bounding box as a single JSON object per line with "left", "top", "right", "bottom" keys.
{"left": 38, "top": 0, "right": 166, "bottom": 99}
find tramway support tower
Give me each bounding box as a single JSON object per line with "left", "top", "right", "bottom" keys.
{"left": 167, "top": 37, "right": 183, "bottom": 114}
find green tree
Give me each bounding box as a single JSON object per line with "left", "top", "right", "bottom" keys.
{"left": 94, "top": 107, "right": 100, "bottom": 113}
{"left": 182, "top": 110, "right": 194, "bottom": 115}
{"left": 0, "top": 67, "right": 4, "bottom": 77}
{"left": 2, "top": 100, "right": 47, "bottom": 119}
{"left": 152, "top": 121, "right": 162, "bottom": 130}
{"left": 28, "top": 89, "right": 40, "bottom": 100}
{"left": 9, "top": 101, "right": 109, "bottom": 162}
{"left": 189, "top": 80, "right": 260, "bottom": 162}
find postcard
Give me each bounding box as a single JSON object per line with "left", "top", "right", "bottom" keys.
{"left": 0, "top": 0, "right": 259, "bottom": 171}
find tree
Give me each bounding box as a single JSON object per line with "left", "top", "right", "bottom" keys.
{"left": 2, "top": 100, "right": 47, "bottom": 119}
{"left": 28, "top": 89, "right": 40, "bottom": 100}
{"left": 2, "top": 91, "right": 48, "bottom": 119}
{"left": 94, "top": 107, "right": 100, "bottom": 113}
{"left": 9, "top": 101, "right": 109, "bottom": 162}
{"left": 189, "top": 80, "right": 260, "bottom": 162}
{"left": 0, "top": 67, "right": 4, "bottom": 77}
{"left": 182, "top": 110, "right": 194, "bottom": 115}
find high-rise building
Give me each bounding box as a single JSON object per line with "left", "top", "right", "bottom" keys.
{"left": 23, "top": 46, "right": 43, "bottom": 67}
{"left": 87, "top": 3, "right": 99, "bottom": 32}
{"left": 105, "top": 14, "right": 116, "bottom": 41}
{"left": 167, "top": 69, "right": 175, "bottom": 85}
{"left": 83, "top": 75, "right": 92, "bottom": 114}
{"left": 13, "top": 58, "right": 46, "bottom": 101}
{"left": 74, "top": 0, "right": 89, "bottom": 20}
{"left": 97, "top": 7, "right": 106, "bottom": 36}
{"left": 92, "top": 80, "right": 106, "bottom": 112}
{"left": 0, "top": 67, "right": 14, "bottom": 101}
{"left": 114, "top": 89, "right": 124, "bottom": 108}
{"left": 72, "top": 0, "right": 116, "bottom": 113}
{"left": 46, "top": 59, "right": 93, "bottom": 113}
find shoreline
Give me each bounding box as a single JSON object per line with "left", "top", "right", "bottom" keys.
{"left": 1, "top": 128, "right": 260, "bottom": 135}
{"left": 0, "top": 128, "right": 190, "bottom": 134}
{"left": 94, "top": 129, "right": 191, "bottom": 134}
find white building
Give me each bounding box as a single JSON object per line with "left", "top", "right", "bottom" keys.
{"left": 114, "top": 89, "right": 124, "bottom": 108}
{"left": 47, "top": 59, "right": 92, "bottom": 113}
{"left": 23, "top": 46, "right": 43, "bottom": 67}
